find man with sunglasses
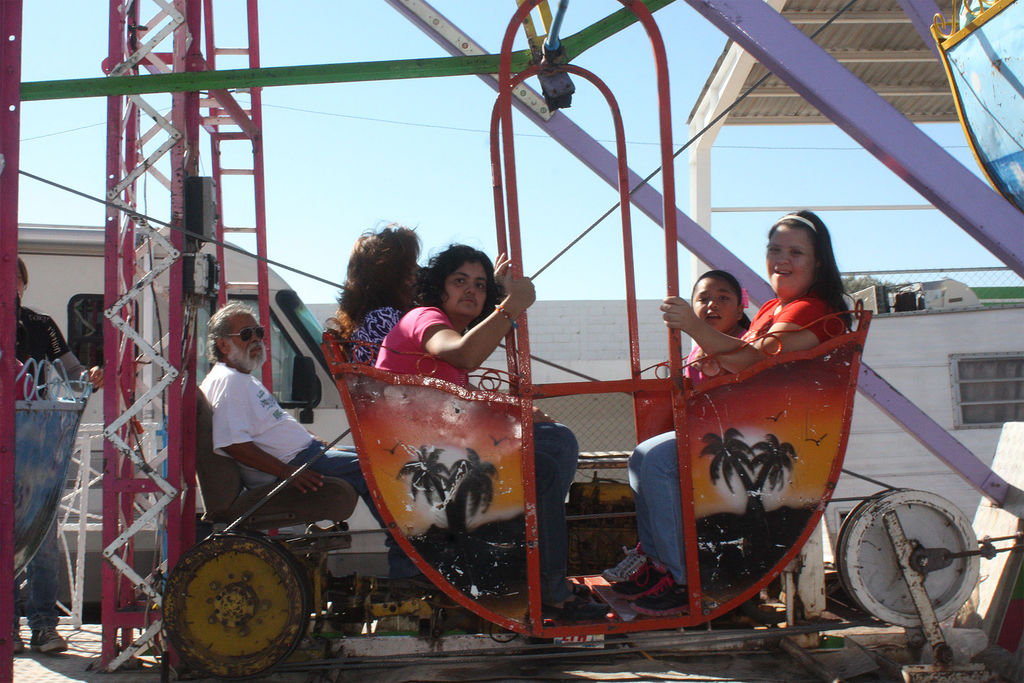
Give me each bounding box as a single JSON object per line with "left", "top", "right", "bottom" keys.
{"left": 199, "top": 302, "right": 364, "bottom": 497}
{"left": 200, "top": 302, "right": 423, "bottom": 581}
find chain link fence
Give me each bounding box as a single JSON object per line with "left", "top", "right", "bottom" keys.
{"left": 536, "top": 392, "right": 639, "bottom": 456}
{"left": 842, "top": 266, "right": 1023, "bottom": 290}
{"left": 843, "top": 266, "right": 1019, "bottom": 315}
{"left": 843, "top": 267, "right": 1024, "bottom": 311}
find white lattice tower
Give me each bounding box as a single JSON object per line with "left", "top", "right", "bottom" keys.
{"left": 99, "top": 0, "right": 191, "bottom": 670}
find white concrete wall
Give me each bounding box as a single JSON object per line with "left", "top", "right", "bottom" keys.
{"left": 827, "top": 306, "right": 1022, "bottom": 541}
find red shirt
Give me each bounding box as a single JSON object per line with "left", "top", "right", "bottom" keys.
{"left": 743, "top": 296, "right": 838, "bottom": 344}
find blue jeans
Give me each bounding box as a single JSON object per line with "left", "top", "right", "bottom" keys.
{"left": 14, "top": 519, "right": 61, "bottom": 631}
{"left": 289, "top": 441, "right": 419, "bottom": 578}
{"left": 629, "top": 432, "right": 687, "bottom": 584}
{"left": 533, "top": 422, "right": 580, "bottom": 604}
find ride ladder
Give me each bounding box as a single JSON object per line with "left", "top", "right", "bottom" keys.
{"left": 202, "top": 0, "right": 274, "bottom": 387}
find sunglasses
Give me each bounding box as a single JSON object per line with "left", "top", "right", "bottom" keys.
{"left": 225, "top": 325, "right": 266, "bottom": 342}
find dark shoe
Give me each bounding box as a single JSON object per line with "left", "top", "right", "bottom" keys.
{"left": 542, "top": 595, "right": 609, "bottom": 623}
{"left": 30, "top": 627, "right": 68, "bottom": 654}
{"left": 570, "top": 582, "right": 593, "bottom": 600}
{"left": 611, "top": 561, "right": 670, "bottom": 600}
{"left": 633, "top": 580, "right": 689, "bottom": 616}
{"left": 12, "top": 630, "right": 25, "bottom": 655}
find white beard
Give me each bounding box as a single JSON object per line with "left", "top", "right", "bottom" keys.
{"left": 226, "top": 341, "right": 266, "bottom": 374}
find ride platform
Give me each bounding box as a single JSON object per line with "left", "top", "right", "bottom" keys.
{"left": 15, "top": 620, "right": 940, "bottom": 682}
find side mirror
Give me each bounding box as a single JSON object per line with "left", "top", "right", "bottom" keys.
{"left": 291, "top": 356, "right": 321, "bottom": 424}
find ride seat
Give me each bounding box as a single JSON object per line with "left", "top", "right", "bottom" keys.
{"left": 195, "top": 392, "right": 358, "bottom": 529}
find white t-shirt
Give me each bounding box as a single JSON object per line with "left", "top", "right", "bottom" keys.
{"left": 199, "top": 362, "right": 314, "bottom": 487}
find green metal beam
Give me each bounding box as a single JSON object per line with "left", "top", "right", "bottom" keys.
{"left": 20, "top": 0, "right": 674, "bottom": 102}
{"left": 20, "top": 53, "right": 533, "bottom": 102}
{"left": 560, "top": 0, "right": 676, "bottom": 61}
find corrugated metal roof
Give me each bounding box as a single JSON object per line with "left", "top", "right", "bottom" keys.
{"left": 689, "top": 0, "right": 957, "bottom": 125}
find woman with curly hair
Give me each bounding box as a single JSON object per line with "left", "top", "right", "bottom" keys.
{"left": 329, "top": 223, "right": 421, "bottom": 364}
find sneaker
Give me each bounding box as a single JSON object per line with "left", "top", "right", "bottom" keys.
{"left": 12, "top": 630, "right": 25, "bottom": 655}
{"left": 30, "top": 627, "right": 68, "bottom": 654}
{"left": 611, "top": 561, "right": 671, "bottom": 601}
{"left": 633, "top": 580, "right": 689, "bottom": 616}
{"left": 602, "top": 545, "right": 646, "bottom": 583}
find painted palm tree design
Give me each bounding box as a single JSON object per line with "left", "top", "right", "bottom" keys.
{"left": 701, "top": 428, "right": 763, "bottom": 559}
{"left": 443, "top": 448, "right": 497, "bottom": 533}
{"left": 398, "top": 445, "right": 498, "bottom": 533}
{"left": 751, "top": 434, "right": 796, "bottom": 493}
{"left": 397, "top": 445, "right": 449, "bottom": 506}
{"left": 700, "top": 429, "right": 755, "bottom": 497}
{"left": 701, "top": 429, "right": 800, "bottom": 558}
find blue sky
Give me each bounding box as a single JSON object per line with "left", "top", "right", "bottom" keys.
{"left": 16, "top": 1, "right": 998, "bottom": 306}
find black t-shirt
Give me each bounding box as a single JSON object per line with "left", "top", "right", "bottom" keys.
{"left": 16, "top": 306, "right": 70, "bottom": 363}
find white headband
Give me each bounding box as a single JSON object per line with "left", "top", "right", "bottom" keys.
{"left": 777, "top": 213, "right": 817, "bottom": 232}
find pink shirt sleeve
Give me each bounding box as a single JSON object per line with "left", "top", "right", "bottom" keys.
{"left": 408, "top": 307, "right": 454, "bottom": 344}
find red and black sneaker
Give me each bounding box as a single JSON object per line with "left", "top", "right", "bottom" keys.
{"left": 611, "top": 561, "right": 671, "bottom": 601}
{"left": 633, "top": 579, "right": 689, "bottom": 616}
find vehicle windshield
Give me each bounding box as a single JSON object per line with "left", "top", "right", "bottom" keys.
{"left": 275, "top": 289, "right": 329, "bottom": 370}
{"left": 285, "top": 291, "right": 325, "bottom": 339}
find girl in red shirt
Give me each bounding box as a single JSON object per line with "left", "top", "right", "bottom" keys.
{"left": 611, "top": 210, "right": 849, "bottom": 616}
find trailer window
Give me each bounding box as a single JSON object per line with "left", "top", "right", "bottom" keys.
{"left": 951, "top": 353, "right": 1024, "bottom": 427}
{"left": 67, "top": 294, "right": 104, "bottom": 368}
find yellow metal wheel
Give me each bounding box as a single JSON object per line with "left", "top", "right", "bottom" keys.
{"left": 163, "top": 532, "right": 311, "bottom": 679}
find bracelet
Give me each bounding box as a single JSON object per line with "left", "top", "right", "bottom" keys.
{"left": 495, "top": 304, "right": 518, "bottom": 329}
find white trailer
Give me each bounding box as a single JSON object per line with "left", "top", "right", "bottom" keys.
{"left": 17, "top": 224, "right": 375, "bottom": 618}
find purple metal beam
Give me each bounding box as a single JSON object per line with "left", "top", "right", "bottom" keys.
{"left": 393, "top": 1, "right": 1022, "bottom": 508}
{"left": 0, "top": 0, "right": 23, "bottom": 673}
{"left": 684, "top": 0, "right": 1024, "bottom": 277}
{"left": 896, "top": 0, "right": 943, "bottom": 60}
{"left": 857, "top": 366, "right": 1014, "bottom": 505}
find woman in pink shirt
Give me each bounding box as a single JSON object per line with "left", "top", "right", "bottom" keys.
{"left": 377, "top": 244, "right": 607, "bottom": 622}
